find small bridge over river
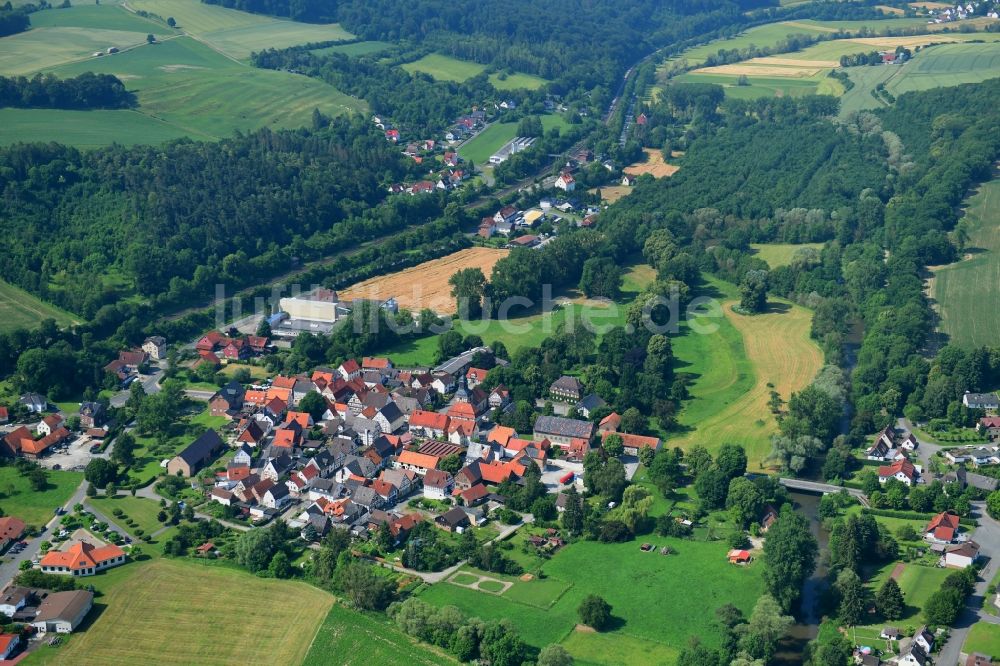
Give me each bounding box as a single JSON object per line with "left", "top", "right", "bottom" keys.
{"left": 778, "top": 478, "right": 870, "bottom": 507}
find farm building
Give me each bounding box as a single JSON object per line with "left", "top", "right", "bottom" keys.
{"left": 31, "top": 590, "right": 94, "bottom": 634}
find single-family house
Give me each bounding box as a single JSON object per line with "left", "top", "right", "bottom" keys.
{"left": 945, "top": 540, "right": 980, "bottom": 568}
{"left": 141, "top": 335, "right": 167, "bottom": 360}
{"left": 555, "top": 172, "right": 575, "bottom": 192}
{"left": 19, "top": 393, "right": 47, "bottom": 413}
{"left": 576, "top": 394, "right": 606, "bottom": 418}
{"left": 37, "top": 414, "right": 64, "bottom": 437}
{"left": 423, "top": 468, "right": 453, "bottom": 500}
{"left": 79, "top": 402, "right": 106, "bottom": 429}
{"left": 964, "top": 392, "right": 999, "bottom": 410}
{"left": 878, "top": 458, "right": 917, "bottom": 486}
{"left": 924, "top": 511, "right": 960, "bottom": 543}
{"left": 0, "top": 632, "right": 20, "bottom": 659}
{"left": 0, "top": 517, "right": 25, "bottom": 551}
{"left": 436, "top": 506, "right": 471, "bottom": 533}
{"left": 603, "top": 431, "right": 662, "bottom": 456}
{"left": 979, "top": 417, "right": 1000, "bottom": 440}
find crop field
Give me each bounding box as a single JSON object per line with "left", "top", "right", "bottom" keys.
{"left": 402, "top": 53, "right": 488, "bottom": 81}
{"left": 0, "top": 468, "right": 82, "bottom": 527}
{"left": 681, "top": 29, "right": 999, "bottom": 101}
{"left": 458, "top": 115, "right": 570, "bottom": 164}
{"left": 931, "top": 178, "right": 1000, "bottom": 348}
{"left": 29, "top": 3, "right": 168, "bottom": 33}
{"left": 303, "top": 604, "right": 455, "bottom": 665}
{"left": 592, "top": 185, "right": 633, "bottom": 203}
{"left": 623, "top": 148, "right": 679, "bottom": 178}
{"left": 338, "top": 248, "right": 511, "bottom": 314}
{"left": 0, "top": 27, "right": 157, "bottom": 75}
{"left": 670, "top": 277, "right": 823, "bottom": 469}
{"left": 0, "top": 279, "right": 81, "bottom": 331}
{"left": 750, "top": 242, "right": 824, "bottom": 268}
{"left": 129, "top": 0, "right": 354, "bottom": 60}
{"left": 34, "top": 36, "right": 363, "bottom": 143}
{"left": 311, "top": 40, "right": 393, "bottom": 57}
{"left": 36, "top": 559, "right": 334, "bottom": 666}
{"left": 419, "top": 537, "right": 764, "bottom": 663}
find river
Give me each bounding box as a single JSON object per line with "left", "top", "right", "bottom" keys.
{"left": 773, "top": 490, "right": 830, "bottom": 665}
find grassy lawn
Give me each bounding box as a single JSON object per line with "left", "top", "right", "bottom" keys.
{"left": 931, "top": 169, "right": 1000, "bottom": 349}
{"left": 0, "top": 279, "right": 80, "bottom": 332}
{"left": 220, "top": 363, "right": 270, "bottom": 380}
{"left": 420, "top": 537, "right": 764, "bottom": 661}
{"left": 561, "top": 630, "right": 679, "bottom": 666}
{"left": 89, "top": 495, "right": 167, "bottom": 535}
{"left": 0, "top": 468, "right": 82, "bottom": 527}
{"left": 303, "top": 603, "right": 456, "bottom": 665}
{"left": 750, "top": 242, "right": 824, "bottom": 269}
{"left": 458, "top": 115, "right": 569, "bottom": 164}
{"left": 669, "top": 276, "right": 822, "bottom": 469}
{"left": 402, "top": 53, "right": 488, "bottom": 81}
{"left": 25, "top": 558, "right": 334, "bottom": 666}
{"left": 965, "top": 622, "right": 1000, "bottom": 658}
{"left": 857, "top": 561, "right": 951, "bottom": 633}
{"left": 129, "top": 0, "right": 354, "bottom": 60}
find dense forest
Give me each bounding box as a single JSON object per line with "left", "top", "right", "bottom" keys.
{"left": 0, "top": 7, "right": 30, "bottom": 37}
{"left": 0, "top": 116, "right": 424, "bottom": 316}
{"left": 0, "top": 72, "right": 134, "bottom": 109}
{"left": 201, "top": 0, "right": 337, "bottom": 22}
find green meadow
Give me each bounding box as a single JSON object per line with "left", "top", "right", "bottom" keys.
{"left": 418, "top": 537, "right": 764, "bottom": 663}
{"left": 0, "top": 468, "right": 83, "bottom": 527}
{"left": 750, "top": 242, "right": 824, "bottom": 268}
{"left": 311, "top": 41, "right": 394, "bottom": 57}
{"left": 402, "top": 53, "right": 488, "bottom": 81}
{"left": 0, "top": 279, "right": 81, "bottom": 331}
{"left": 489, "top": 71, "right": 549, "bottom": 91}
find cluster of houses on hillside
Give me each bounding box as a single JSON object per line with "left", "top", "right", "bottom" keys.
{"left": 478, "top": 197, "right": 599, "bottom": 243}
{"left": 865, "top": 426, "right": 923, "bottom": 486}
{"left": 193, "top": 330, "right": 271, "bottom": 369}
{"left": 181, "top": 346, "right": 659, "bottom": 539}
{"left": 924, "top": 1, "right": 1000, "bottom": 22}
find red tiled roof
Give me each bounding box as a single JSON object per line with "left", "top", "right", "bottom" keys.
{"left": 397, "top": 450, "right": 440, "bottom": 470}
{"left": 410, "top": 409, "right": 449, "bottom": 430}
{"left": 363, "top": 357, "right": 392, "bottom": 370}
{"left": 0, "top": 516, "right": 25, "bottom": 541}
{"left": 878, "top": 458, "right": 915, "bottom": 480}
{"left": 40, "top": 541, "right": 125, "bottom": 571}
{"left": 602, "top": 430, "right": 660, "bottom": 451}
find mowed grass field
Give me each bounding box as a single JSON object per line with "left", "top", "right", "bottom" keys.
{"left": 402, "top": 53, "right": 488, "bottom": 81}
{"left": 458, "top": 115, "right": 570, "bottom": 164}
{"left": 489, "top": 71, "right": 549, "bottom": 91}
{"left": 931, "top": 177, "right": 1000, "bottom": 348}
{"left": 89, "top": 495, "right": 167, "bottom": 535}
{"left": 37, "top": 559, "right": 335, "bottom": 666}
{"left": 851, "top": 560, "right": 951, "bottom": 645}
{"left": 338, "top": 247, "right": 510, "bottom": 315}
{"left": 311, "top": 40, "right": 394, "bottom": 57}
{"left": 302, "top": 604, "right": 456, "bottom": 665}
{"left": 750, "top": 242, "right": 824, "bottom": 268}
{"left": 418, "top": 537, "right": 764, "bottom": 663}
{"left": 128, "top": 0, "right": 354, "bottom": 60}
{"left": 0, "top": 279, "right": 80, "bottom": 331}
{"left": 0, "top": 468, "right": 82, "bottom": 527}
{"left": 670, "top": 277, "right": 823, "bottom": 469}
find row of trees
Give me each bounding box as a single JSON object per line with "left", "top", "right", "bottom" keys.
{"left": 0, "top": 72, "right": 135, "bottom": 110}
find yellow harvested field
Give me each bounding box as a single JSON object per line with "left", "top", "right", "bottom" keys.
{"left": 339, "top": 247, "right": 509, "bottom": 314}
{"left": 909, "top": 1, "right": 951, "bottom": 8}
{"left": 592, "top": 185, "right": 633, "bottom": 203}
{"left": 750, "top": 56, "right": 841, "bottom": 68}
{"left": 877, "top": 4, "right": 907, "bottom": 13}
{"left": 624, "top": 148, "right": 679, "bottom": 178}
{"left": 671, "top": 298, "right": 824, "bottom": 470}
{"left": 694, "top": 63, "right": 823, "bottom": 77}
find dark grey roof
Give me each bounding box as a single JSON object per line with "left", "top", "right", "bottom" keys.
{"left": 551, "top": 375, "right": 584, "bottom": 392}
{"left": 371, "top": 436, "right": 395, "bottom": 459}
{"left": 533, "top": 415, "right": 594, "bottom": 439}
{"left": 267, "top": 483, "right": 289, "bottom": 499}
{"left": 352, "top": 486, "right": 379, "bottom": 508}
{"left": 175, "top": 430, "right": 225, "bottom": 467}
{"left": 378, "top": 401, "right": 404, "bottom": 424}
{"left": 436, "top": 506, "right": 470, "bottom": 528}
{"left": 80, "top": 401, "right": 105, "bottom": 416}
{"left": 576, "top": 394, "right": 606, "bottom": 411}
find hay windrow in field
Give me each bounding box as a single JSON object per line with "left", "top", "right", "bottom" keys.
{"left": 338, "top": 248, "right": 510, "bottom": 315}
{"left": 694, "top": 63, "right": 824, "bottom": 77}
